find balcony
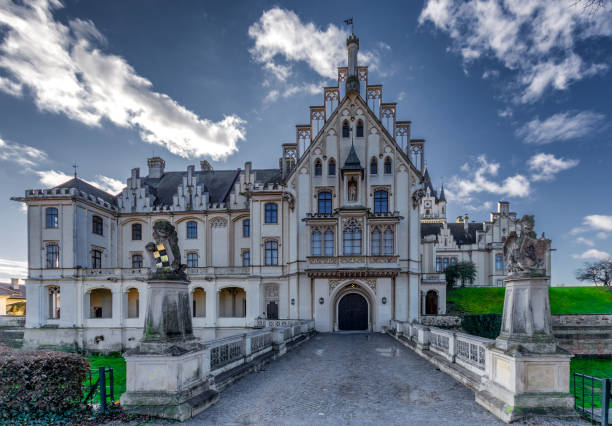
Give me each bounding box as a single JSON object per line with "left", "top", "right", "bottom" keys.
{"left": 307, "top": 256, "right": 399, "bottom": 267}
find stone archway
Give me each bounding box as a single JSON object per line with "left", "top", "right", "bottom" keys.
{"left": 338, "top": 293, "right": 368, "bottom": 330}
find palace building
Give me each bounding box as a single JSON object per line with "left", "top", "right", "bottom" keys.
{"left": 12, "top": 33, "right": 548, "bottom": 351}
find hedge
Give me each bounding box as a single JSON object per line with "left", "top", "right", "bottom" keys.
{"left": 461, "top": 314, "right": 502, "bottom": 339}
{"left": 0, "top": 350, "right": 89, "bottom": 421}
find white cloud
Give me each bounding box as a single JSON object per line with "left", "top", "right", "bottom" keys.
{"left": 518, "top": 111, "right": 605, "bottom": 144}
{"left": 0, "top": 137, "right": 47, "bottom": 167}
{"left": 482, "top": 69, "right": 499, "bottom": 79}
{"left": 419, "top": 0, "right": 612, "bottom": 103}
{"left": 527, "top": 153, "right": 579, "bottom": 181}
{"left": 576, "top": 237, "right": 594, "bottom": 247}
{"left": 447, "top": 155, "right": 530, "bottom": 200}
{"left": 572, "top": 248, "right": 611, "bottom": 261}
{"left": 570, "top": 226, "right": 588, "bottom": 236}
{"left": 263, "top": 81, "right": 323, "bottom": 104}
{"left": 464, "top": 201, "right": 493, "bottom": 212}
{"left": 0, "top": 0, "right": 245, "bottom": 159}
{"left": 33, "top": 169, "right": 124, "bottom": 194}
{"left": 597, "top": 232, "right": 608, "bottom": 240}
{"left": 0, "top": 258, "right": 27, "bottom": 279}
{"left": 584, "top": 215, "right": 612, "bottom": 232}
{"left": 0, "top": 75, "right": 22, "bottom": 96}
{"left": 248, "top": 8, "right": 382, "bottom": 81}
{"left": 497, "top": 108, "right": 513, "bottom": 118}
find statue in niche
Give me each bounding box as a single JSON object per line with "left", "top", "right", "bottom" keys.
{"left": 145, "top": 220, "right": 187, "bottom": 279}
{"left": 348, "top": 178, "right": 358, "bottom": 201}
{"left": 503, "top": 215, "right": 550, "bottom": 277}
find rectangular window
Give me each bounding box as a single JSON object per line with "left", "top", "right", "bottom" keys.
{"left": 92, "top": 249, "right": 102, "bottom": 269}
{"left": 186, "top": 221, "right": 197, "bottom": 239}
{"left": 374, "top": 190, "right": 388, "bottom": 214}
{"left": 243, "top": 219, "right": 250, "bottom": 237}
{"left": 187, "top": 252, "right": 198, "bottom": 267}
{"left": 131, "top": 224, "right": 142, "bottom": 240}
{"left": 443, "top": 257, "right": 449, "bottom": 271}
{"left": 495, "top": 254, "right": 503, "bottom": 271}
{"left": 92, "top": 216, "right": 103, "bottom": 236}
{"left": 45, "top": 207, "right": 58, "bottom": 228}
{"left": 324, "top": 230, "right": 334, "bottom": 256}
{"left": 343, "top": 227, "right": 362, "bottom": 255}
{"left": 46, "top": 244, "right": 59, "bottom": 269}
{"left": 436, "top": 258, "right": 442, "bottom": 272}
{"left": 242, "top": 250, "right": 250, "bottom": 267}
{"left": 497, "top": 279, "right": 503, "bottom": 286}
{"left": 450, "top": 257, "right": 457, "bottom": 265}
{"left": 131, "top": 254, "right": 143, "bottom": 268}
{"left": 312, "top": 231, "right": 322, "bottom": 256}
{"left": 383, "top": 228, "right": 394, "bottom": 255}
{"left": 265, "top": 203, "right": 277, "bottom": 224}
{"left": 265, "top": 241, "right": 278, "bottom": 265}
{"left": 371, "top": 229, "right": 381, "bottom": 255}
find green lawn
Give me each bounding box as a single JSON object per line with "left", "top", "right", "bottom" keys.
{"left": 571, "top": 358, "right": 612, "bottom": 410}
{"left": 447, "top": 286, "right": 612, "bottom": 315}
{"left": 85, "top": 355, "right": 126, "bottom": 404}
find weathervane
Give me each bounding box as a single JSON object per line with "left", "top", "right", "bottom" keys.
{"left": 344, "top": 17, "right": 354, "bottom": 34}
{"left": 72, "top": 162, "right": 78, "bottom": 179}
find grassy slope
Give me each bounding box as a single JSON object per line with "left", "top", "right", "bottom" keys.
{"left": 85, "top": 355, "right": 126, "bottom": 404}
{"left": 447, "top": 286, "right": 612, "bottom": 315}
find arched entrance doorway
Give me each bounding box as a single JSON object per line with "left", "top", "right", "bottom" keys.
{"left": 338, "top": 293, "right": 368, "bottom": 330}
{"left": 425, "top": 290, "right": 438, "bottom": 315}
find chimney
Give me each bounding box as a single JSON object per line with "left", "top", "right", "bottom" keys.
{"left": 10, "top": 278, "right": 19, "bottom": 290}
{"left": 464, "top": 215, "right": 469, "bottom": 232}
{"left": 200, "top": 160, "right": 213, "bottom": 171}
{"left": 245, "top": 161, "right": 252, "bottom": 176}
{"left": 147, "top": 157, "right": 165, "bottom": 179}
{"left": 187, "top": 165, "right": 194, "bottom": 183}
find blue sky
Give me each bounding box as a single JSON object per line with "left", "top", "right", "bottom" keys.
{"left": 0, "top": 0, "right": 611, "bottom": 284}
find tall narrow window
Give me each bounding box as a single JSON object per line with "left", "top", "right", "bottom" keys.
{"left": 356, "top": 120, "right": 364, "bottom": 137}
{"left": 131, "top": 223, "right": 142, "bottom": 240}
{"left": 314, "top": 159, "right": 322, "bottom": 176}
{"left": 242, "top": 250, "right": 250, "bottom": 267}
{"left": 343, "top": 222, "right": 362, "bottom": 255}
{"left": 265, "top": 241, "right": 278, "bottom": 265}
{"left": 384, "top": 157, "right": 392, "bottom": 174}
{"left": 92, "top": 249, "right": 102, "bottom": 269}
{"left": 371, "top": 227, "right": 381, "bottom": 255}
{"left": 383, "top": 228, "right": 394, "bottom": 255}
{"left": 324, "top": 229, "right": 334, "bottom": 256}
{"left": 328, "top": 158, "right": 336, "bottom": 176}
{"left": 187, "top": 252, "right": 198, "bottom": 267}
{"left": 374, "top": 190, "right": 388, "bottom": 214}
{"left": 243, "top": 219, "right": 250, "bottom": 237}
{"left": 92, "top": 215, "right": 103, "bottom": 235}
{"left": 46, "top": 244, "right": 59, "bottom": 269}
{"left": 46, "top": 207, "right": 58, "bottom": 228}
{"left": 451, "top": 257, "right": 457, "bottom": 265}
{"left": 311, "top": 230, "right": 322, "bottom": 256}
{"left": 443, "top": 257, "right": 449, "bottom": 271}
{"left": 131, "top": 254, "right": 143, "bottom": 268}
{"left": 265, "top": 203, "right": 277, "bottom": 223}
{"left": 436, "top": 258, "right": 442, "bottom": 272}
{"left": 342, "top": 120, "right": 350, "bottom": 138}
{"left": 495, "top": 254, "right": 503, "bottom": 271}
{"left": 186, "top": 221, "right": 197, "bottom": 239}
{"left": 370, "top": 158, "right": 378, "bottom": 175}
{"left": 318, "top": 191, "right": 332, "bottom": 214}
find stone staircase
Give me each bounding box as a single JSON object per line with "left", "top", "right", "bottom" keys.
{"left": 0, "top": 326, "right": 24, "bottom": 349}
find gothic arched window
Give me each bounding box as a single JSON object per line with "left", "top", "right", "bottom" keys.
{"left": 311, "top": 229, "right": 322, "bottom": 256}
{"left": 356, "top": 120, "right": 364, "bottom": 137}
{"left": 370, "top": 158, "right": 378, "bottom": 175}
{"left": 342, "top": 120, "right": 350, "bottom": 138}
{"left": 384, "top": 157, "right": 392, "bottom": 174}
{"left": 314, "top": 159, "right": 322, "bottom": 176}
{"left": 328, "top": 158, "right": 336, "bottom": 176}
{"left": 374, "top": 190, "right": 388, "bottom": 214}
{"left": 318, "top": 191, "right": 332, "bottom": 214}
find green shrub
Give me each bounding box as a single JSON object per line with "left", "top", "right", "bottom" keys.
{"left": 0, "top": 350, "right": 89, "bottom": 422}
{"left": 461, "top": 314, "right": 502, "bottom": 339}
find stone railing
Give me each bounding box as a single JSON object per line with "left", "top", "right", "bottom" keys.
{"left": 208, "top": 335, "right": 247, "bottom": 370}
{"left": 186, "top": 266, "right": 249, "bottom": 276}
{"left": 307, "top": 256, "right": 399, "bottom": 266}
{"left": 421, "top": 273, "right": 445, "bottom": 282}
{"left": 253, "top": 318, "right": 315, "bottom": 329}
{"left": 391, "top": 320, "right": 494, "bottom": 377}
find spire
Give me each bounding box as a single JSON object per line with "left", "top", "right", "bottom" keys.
{"left": 439, "top": 184, "right": 446, "bottom": 202}
{"left": 342, "top": 144, "right": 363, "bottom": 171}
{"left": 346, "top": 33, "right": 360, "bottom": 94}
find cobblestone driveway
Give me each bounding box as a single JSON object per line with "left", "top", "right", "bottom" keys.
{"left": 189, "top": 333, "right": 582, "bottom": 425}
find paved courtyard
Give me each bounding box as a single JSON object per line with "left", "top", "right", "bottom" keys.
{"left": 188, "top": 333, "right": 584, "bottom": 425}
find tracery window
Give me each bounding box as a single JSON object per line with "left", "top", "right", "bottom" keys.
{"left": 370, "top": 158, "right": 378, "bottom": 175}
{"left": 374, "top": 190, "right": 388, "bottom": 214}
{"left": 186, "top": 221, "right": 197, "bottom": 239}
{"left": 356, "top": 120, "right": 364, "bottom": 137}
{"left": 311, "top": 229, "right": 322, "bottom": 256}
{"left": 46, "top": 207, "right": 58, "bottom": 228}
{"left": 265, "top": 241, "right": 278, "bottom": 265}
{"left": 92, "top": 215, "right": 103, "bottom": 236}
{"left": 328, "top": 158, "right": 336, "bottom": 176}
{"left": 342, "top": 120, "right": 350, "bottom": 138}
{"left": 324, "top": 229, "right": 334, "bottom": 256}
{"left": 318, "top": 191, "right": 332, "bottom": 214}
{"left": 384, "top": 157, "right": 392, "bottom": 174}
{"left": 265, "top": 203, "right": 277, "bottom": 224}
{"left": 343, "top": 220, "right": 362, "bottom": 255}
{"left": 314, "top": 159, "right": 322, "bottom": 176}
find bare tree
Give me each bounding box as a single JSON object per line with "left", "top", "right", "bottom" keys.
{"left": 575, "top": 258, "right": 612, "bottom": 286}
{"left": 573, "top": 0, "right": 606, "bottom": 13}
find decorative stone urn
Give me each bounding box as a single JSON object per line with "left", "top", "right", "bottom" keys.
{"left": 476, "top": 216, "right": 575, "bottom": 422}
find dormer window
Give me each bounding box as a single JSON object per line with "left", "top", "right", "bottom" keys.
{"left": 314, "top": 159, "right": 322, "bottom": 176}
{"left": 356, "top": 120, "right": 364, "bottom": 137}
{"left": 342, "top": 120, "right": 350, "bottom": 138}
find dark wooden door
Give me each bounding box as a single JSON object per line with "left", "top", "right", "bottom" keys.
{"left": 425, "top": 291, "right": 438, "bottom": 315}
{"left": 338, "top": 293, "right": 368, "bottom": 330}
{"left": 266, "top": 301, "right": 278, "bottom": 319}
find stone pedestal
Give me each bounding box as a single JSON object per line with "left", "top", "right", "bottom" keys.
{"left": 477, "top": 275, "right": 575, "bottom": 422}
{"left": 121, "top": 279, "right": 217, "bottom": 421}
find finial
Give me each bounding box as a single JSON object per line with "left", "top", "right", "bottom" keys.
{"left": 344, "top": 17, "right": 354, "bottom": 34}
{"left": 72, "top": 162, "right": 78, "bottom": 179}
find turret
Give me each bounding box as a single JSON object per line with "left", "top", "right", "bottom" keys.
{"left": 346, "top": 34, "right": 360, "bottom": 94}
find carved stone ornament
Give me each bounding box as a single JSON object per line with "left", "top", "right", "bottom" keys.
{"left": 210, "top": 217, "right": 227, "bottom": 228}
{"left": 145, "top": 220, "right": 186, "bottom": 278}
{"left": 412, "top": 188, "right": 425, "bottom": 209}
{"left": 342, "top": 216, "right": 362, "bottom": 231}
{"left": 503, "top": 215, "right": 550, "bottom": 277}
{"left": 282, "top": 192, "right": 295, "bottom": 211}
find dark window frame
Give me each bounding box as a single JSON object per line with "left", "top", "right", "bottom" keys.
{"left": 384, "top": 157, "right": 392, "bottom": 174}
{"left": 242, "top": 250, "right": 250, "bottom": 267}
{"left": 45, "top": 207, "right": 58, "bottom": 228}
{"left": 46, "top": 244, "right": 59, "bottom": 269}
{"left": 356, "top": 120, "right": 364, "bottom": 137}
{"left": 265, "top": 240, "right": 278, "bottom": 265}
{"left": 243, "top": 219, "right": 250, "bottom": 237}
{"left": 264, "top": 203, "right": 278, "bottom": 224}
{"left": 186, "top": 221, "right": 198, "bottom": 239}
{"left": 317, "top": 191, "right": 332, "bottom": 214}
{"left": 92, "top": 215, "right": 103, "bottom": 236}
{"left": 186, "top": 252, "right": 198, "bottom": 267}
{"left": 374, "top": 190, "right": 389, "bottom": 214}
{"left": 328, "top": 159, "right": 336, "bottom": 176}
{"left": 314, "top": 159, "right": 322, "bottom": 176}
{"left": 131, "top": 223, "right": 142, "bottom": 240}
{"left": 92, "top": 249, "right": 102, "bottom": 269}
{"left": 342, "top": 120, "right": 350, "bottom": 138}
{"left": 131, "top": 254, "right": 143, "bottom": 268}
{"left": 370, "top": 158, "right": 378, "bottom": 175}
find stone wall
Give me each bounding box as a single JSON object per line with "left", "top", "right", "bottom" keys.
{"left": 419, "top": 315, "right": 461, "bottom": 328}
{"left": 552, "top": 314, "right": 612, "bottom": 355}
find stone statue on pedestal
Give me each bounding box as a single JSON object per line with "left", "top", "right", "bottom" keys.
{"left": 145, "top": 220, "right": 186, "bottom": 280}
{"left": 503, "top": 215, "right": 549, "bottom": 277}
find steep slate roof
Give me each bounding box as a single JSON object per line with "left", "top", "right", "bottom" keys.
{"left": 421, "top": 223, "right": 442, "bottom": 238}
{"left": 420, "top": 222, "right": 484, "bottom": 246}
{"left": 54, "top": 178, "right": 118, "bottom": 205}
{"left": 439, "top": 185, "right": 446, "bottom": 202}
{"left": 423, "top": 168, "right": 439, "bottom": 201}
{"left": 342, "top": 144, "right": 364, "bottom": 171}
